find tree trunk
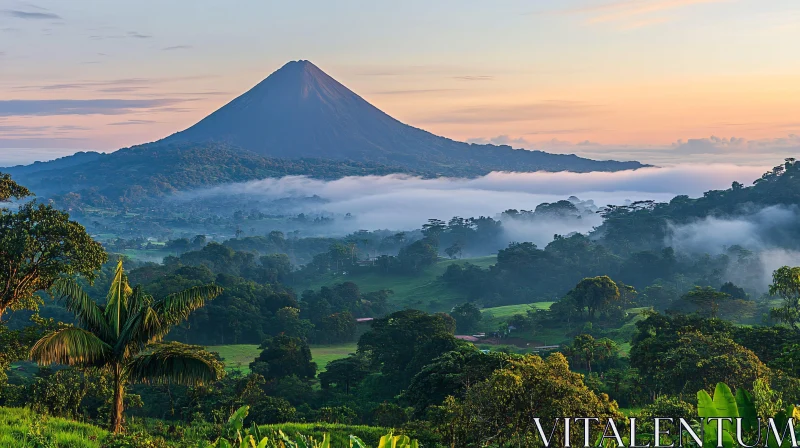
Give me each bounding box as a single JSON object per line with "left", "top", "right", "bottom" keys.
{"left": 110, "top": 364, "right": 125, "bottom": 433}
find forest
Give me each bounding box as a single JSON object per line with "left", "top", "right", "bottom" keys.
{"left": 1, "top": 160, "right": 800, "bottom": 447}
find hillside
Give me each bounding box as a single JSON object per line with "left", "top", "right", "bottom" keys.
{"left": 5, "top": 143, "right": 403, "bottom": 205}
{"left": 297, "top": 256, "right": 498, "bottom": 313}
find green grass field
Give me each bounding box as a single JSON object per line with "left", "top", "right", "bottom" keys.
{"left": 0, "top": 407, "right": 107, "bottom": 447}
{"left": 122, "top": 248, "right": 175, "bottom": 263}
{"left": 481, "top": 302, "right": 554, "bottom": 319}
{"left": 297, "top": 256, "right": 497, "bottom": 312}
{"left": 208, "top": 343, "right": 358, "bottom": 374}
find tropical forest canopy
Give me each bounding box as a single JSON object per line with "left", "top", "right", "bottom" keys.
{"left": 1, "top": 159, "right": 800, "bottom": 447}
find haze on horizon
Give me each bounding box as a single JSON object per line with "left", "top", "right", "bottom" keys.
{"left": 1, "top": 0, "right": 799, "bottom": 166}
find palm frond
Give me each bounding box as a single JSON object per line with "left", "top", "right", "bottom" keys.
{"left": 51, "top": 277, "right": 113, "bottom": 342}
{"left": 30, "top": 327, "right": 112, "bottom": 367}
{"left": 127, "top": 285, "right": 152, "bottom": 315}
{"left": 115, "top": 305, "right": 165, "bottom": 358}
{"left": 105, "top": 259, "right": 133, "bottom": 336}
{"left": 153, "top": 284, "right": 223, "bottom": 326}
{"left": 126, "top": 342, "right": 224, "bottom": 386}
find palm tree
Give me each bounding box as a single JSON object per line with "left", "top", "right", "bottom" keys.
{"left": 30, "top": 260, "right": 224, "bottom": 433}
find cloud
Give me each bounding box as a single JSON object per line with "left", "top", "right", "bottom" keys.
{"left": 544, "top": 0, "right": 727, "bottom": 29}
{"left": 162, "top": 45, "right": 192, "bottom": 51}
{"left": 0, "top": 124, "right": 90, "bottom": 136}
{"left": 467, "top": 135, "right": 532, "bottom": 146}
{"left": 14, "top": 75, "right": 216, "bottom": 92}
{"left": 127, "top": 31, "right": 152, "bottom": 38}
{"left": 421, "top": 101, "right": 603, "bottom": 124}
{"left": 666, "top": 206, "right": 800, "bottom": 289}
{"left": 453, "top": 75, "right": 494, "bottom": 81}
{"left": 0, "top": 99, "right": 186, "bottom": 116}
{"left": 463, "top": 134, "right": 800, "bottom": 165}
{"left": 670, "top": 135, "right": 800, "bottom": 156}
{"left": 372, "top": 89, "right": 463, "bottom": 95}
{"left": 175, "top": 164, "right": 767, "bottom": 236}
{"left": 88, "top": 31, "right": 153, "bottom": 40}
{"left": 2, "top": 9, "right": 61, "bottom": 20}
{"left": 107, "top": 119, "right": 158, "bottom": 126}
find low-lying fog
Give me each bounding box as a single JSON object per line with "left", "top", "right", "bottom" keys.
{"left": 175, "top": 163, "right": 766, "bottom": 242}
{"left": 171, "top": 163, "right": 800, "bottom": 290}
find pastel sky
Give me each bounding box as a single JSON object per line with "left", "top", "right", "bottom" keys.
{"left": 1, "top": 0, "right": 799, "bottom": 166}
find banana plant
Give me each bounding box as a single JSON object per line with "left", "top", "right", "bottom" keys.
{"left": 697, "top": 383, "right": 740, "bottom": 448}
{"left": 766, "top": 404, "right": 800, "bottom": 448}
{"left": 350, "top": 433, "right": 418, "bottom": 448}
{"left": 208, "top": 406, "right": 418, "bottom": 448}
{"left": 206, "top": 405, "right": 331, "bottom": 448}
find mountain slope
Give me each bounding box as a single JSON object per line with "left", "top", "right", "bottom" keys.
{"left": 5, "top": 143, "right": 403, "bottom": 205}
{"left": 162, "top": 60, "right": 645, "bottom": 173}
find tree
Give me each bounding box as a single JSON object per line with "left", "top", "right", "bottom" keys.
{"left": 29, "top": 260, "right": 223, "bottom": 433}
{"left": 317, "top": 311, "right": 356, "bottom": 344}
{"left": 319, "top": 355, "right": 372, "bottom": 394}
{"left": 358, "top": 310, "right": 460, "bottom": 388}
{"left": 679, "top": 286, "right": 732, "bottom": 318}
{"left": 249, "top": 335, "right": 317, "bottom": 381}
{"left": 0, "top": 172, "right": 31, "bottom": 202}
{"left": 570, "top": 276, "right": 620, "bottom": 318}
{"left": 444, "top": 242, "right": 463, "bottom": 259}
{"left": 0, "top": 201, "right": 107, "bottom": 321}
{"left": 769, "top": 266, "right": 800, "bottom": 330}
{"left": 450, "top": 302, "right": 482, "bottom": 334}
{"left": 433, "top": 353, "right": 622, "bottom": 447}
{"left": 403, "top": 345, "right": 515, "bottom": 416}
{"left": 274, "top": 307, "right": 313, "bottom": 340}
{"left": 719, "top": 281, "right": 747, "bottom": 300}
{"left": 631, "top": 324, "right": 769, "bottom": 396}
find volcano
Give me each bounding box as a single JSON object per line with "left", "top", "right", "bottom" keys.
{"left": 162, "top": 60, "right": 644, "bottom": 172}
{"left": 3, "top": 60, "right": 645, "bottom": 204}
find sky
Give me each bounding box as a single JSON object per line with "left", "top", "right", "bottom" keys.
{"left": 1, "top": 0, "right": 799, "bottom": 166}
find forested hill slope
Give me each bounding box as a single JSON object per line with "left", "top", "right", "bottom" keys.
{"left": 594, "top": 158, "right": 800, "bottom": 253}
{"left": 3, "top": 143, "right": 403, "bottom": 206}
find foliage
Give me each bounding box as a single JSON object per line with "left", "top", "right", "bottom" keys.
{"left": 431, "top": 353, "right": 622, "bottom": 447}
{"left": 569, "top": 276, "right": 621, "bottom": 319}
{"left": 769, "top": 266, "right": 800, "bottom": 330}
{"left": 673, "top": 286, "right": 732, "bottom": 318}
{"left": 0, "top": 200, "right": 107, "bottom": 320}
{"left": 319, "top": 355, "right": 373, "bottom": 395}
{"left": 403, "top": 346, "right": 515, "bottom": 416}
{"left": 0, "top": 172, "right": 32, "bottom": 202}
{"left": 249, "top": 336, "right": 317, "bottom": 382}
{"left": 0, "top": 406, "right": 107, "bottom": 448}
{"left": 205, "top": 405, "right": 418, "bottom": 448}
{"left": 449, "top": 303, "right": 482, "bottom": 334}
{"left": 565, "top": 334, "right": 619, "bottom": 373}
{"left": 29, "top": 260, "right": 224, "bottom": 432}
{"left": 357, "top": 310, "right": 461, "bottom": 391}
{"left": 632, "top": 327, "right": 769, "bottom": 396}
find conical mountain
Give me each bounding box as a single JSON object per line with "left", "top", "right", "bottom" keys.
{"left": 4, "top": 61, "right": 645, "bottom": 204}
{"left": 163, "top": 60, "right": 644, "bottom": 172}
{"left": 163, "top": 60, "right": 447, "bottom": 162}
